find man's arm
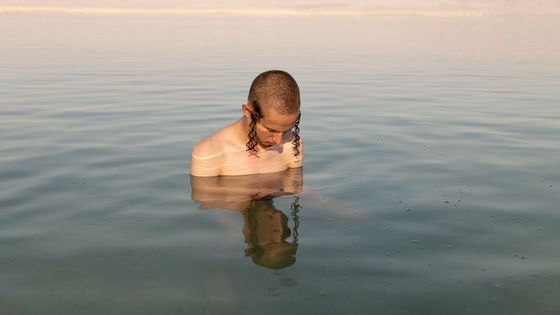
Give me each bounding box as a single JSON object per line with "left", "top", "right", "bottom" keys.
{"left": 190, "top": 140, "right": 222, "bottom": 177}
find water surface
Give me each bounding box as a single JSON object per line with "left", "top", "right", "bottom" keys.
{"left": 1, "top": 14, "right": 560, "bottom": 314}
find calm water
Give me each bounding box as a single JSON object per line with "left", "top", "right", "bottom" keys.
{"left": 1, "top": 14, "right": 560, "bottom": 314}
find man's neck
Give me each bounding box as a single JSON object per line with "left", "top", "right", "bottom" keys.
{"left": 237, "top": 117, "right": 252, "bottom": 148}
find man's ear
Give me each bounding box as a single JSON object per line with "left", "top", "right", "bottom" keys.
{"left": 242, "top": 103, "right": 252, "bottom": 119}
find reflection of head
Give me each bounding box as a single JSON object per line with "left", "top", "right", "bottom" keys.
{"left": 246, "top": 70, "right": 301, "bottom": 156}
{"left": 244, "top": 196, "right": 300, "bottom": 269}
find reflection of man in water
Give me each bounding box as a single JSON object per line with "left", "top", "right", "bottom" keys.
{"left": 242, "top": 197, "right": 300, "bottom": 269}
{"left": 190, "top": 168, "right": 302, "bottom": 269}
{"left": 190, "top": 70, "right": 303, "bottom": 177}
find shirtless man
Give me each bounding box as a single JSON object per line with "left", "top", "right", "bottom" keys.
{"left": 190, "top": 70, "right": 303, "bottom": 177}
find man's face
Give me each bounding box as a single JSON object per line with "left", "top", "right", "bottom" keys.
{"left": 255, "top": 109, "right": 299, "bottom": 148}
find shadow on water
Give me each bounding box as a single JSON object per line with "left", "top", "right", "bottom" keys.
{"left": 190, "top": 168, "right": 303, "bottom": 269}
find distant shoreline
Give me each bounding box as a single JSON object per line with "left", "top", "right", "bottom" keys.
{"left": 1, "top": 7, "right": 559, "bottom": 17}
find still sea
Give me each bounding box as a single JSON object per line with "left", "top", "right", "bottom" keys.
{"left": 1, "top": 14, "right": 559, "bottom": 314}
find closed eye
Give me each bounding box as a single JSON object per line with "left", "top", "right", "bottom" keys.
{"left": 266, "top": 126, "right": 293, "bottom": 133}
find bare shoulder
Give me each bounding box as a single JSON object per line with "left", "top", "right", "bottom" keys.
{"left": 190, "top": 121, "right": 242, "bottom": 177}
{"left": 191, "top": 134, "right": 222, "bottom": 159}
{"left": 190, "top": 129, "right": 228, "bottom": 177}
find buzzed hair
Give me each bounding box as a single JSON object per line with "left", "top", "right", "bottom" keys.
{"left": 248, "top": 70, "right": 300, "bottom": 116}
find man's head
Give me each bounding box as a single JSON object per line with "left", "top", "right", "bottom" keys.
{"left": 242, "top": 70, "right": 301, "bottom": 154}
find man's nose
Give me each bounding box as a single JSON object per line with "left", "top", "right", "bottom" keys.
{"left": 272, "top": 132, "right": 283, "bottom": 144}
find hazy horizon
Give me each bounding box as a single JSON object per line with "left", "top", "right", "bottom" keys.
{"left": 1, "top": 0, "right": 560, "bottom": 15}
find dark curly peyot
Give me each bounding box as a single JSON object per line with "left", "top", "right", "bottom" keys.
{"left": 246, "top": 112, "right": 259, "bottom": 155}
{"left": 291, "top": 113, "right": 301, "bottom": 157}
